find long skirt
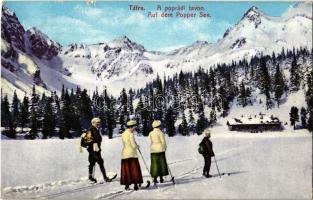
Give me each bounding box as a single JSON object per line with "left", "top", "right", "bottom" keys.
{"left": 150, "top": 152, "right": 169, "bottom": 178}
{"left": 120, "top": 158, "right": 143, "bottom": 185}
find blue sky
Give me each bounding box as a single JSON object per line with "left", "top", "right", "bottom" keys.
{"left": 5, "top": 1, "right": 295, "bottom": 51}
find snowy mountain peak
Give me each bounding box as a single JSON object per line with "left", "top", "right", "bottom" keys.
{"left": 282, "top": 2, "right": 312, "bottom": 20}
{"left": 109, "top": 35, "right": 145, "bottom": 52}
{"left": 1, "top": 6, "right": 26, "bottom": 52}
{"left": 25, "top": 27, "right": 61, "bottom": 60}
{"left": 243, "top": 6, "right": 261, "bottom": 18}
{"left": 115, "top": 35, "right": 131, "bottom": 43}
{"left": 2, "top": 6, "right": 15, "bottom": 17}
{"left": 241, "top": 6, "right": 263, "bottom": 27}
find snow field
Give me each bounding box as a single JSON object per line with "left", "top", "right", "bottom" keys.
{"left": 1, "top": 130, "right": 311, "bottom": 199}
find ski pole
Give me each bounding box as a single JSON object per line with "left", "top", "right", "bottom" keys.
{"left": 213, "top": 156, "right": 221, "bottom": 178}
{"left": 166, "top": 160, "right": 175, "bottom": 184}
{"left": 137, "top": 148, "right": 150, "bottom": 175}
{"left": 137, "top": 148, "right": 152, "bottom": 188}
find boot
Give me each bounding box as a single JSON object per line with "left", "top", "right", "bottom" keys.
{"left": 205, "top": 174, "right": 212, "bottom": 178}
{"left": 125, "top": 184, "right": 130, "bottom": 190}
{"left": 134, "top": 184, "right": 139, "bottom": 191}
{"left": 89, "top": 175, "right": 97, "bottom": 183}
{"left": 203, "top": 170, "right": 206, "bottom": 177}
{"left": 153, "top": 177, "right": 158, "bottom": 184}
{"left": 104, "top": 177, "right": 112, "bottom": 182}
{"left": 160, "top": 176, "right": 164, "bottom": 183}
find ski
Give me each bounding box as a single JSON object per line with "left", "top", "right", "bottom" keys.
{"left": 144, "top": 180, "right": 151, "bottom": 188}
{"left": 107, "top": 174, "right": 117, "bottom": 182}
{"left": 202, "top": 172, "right": 230, "bottom": 179}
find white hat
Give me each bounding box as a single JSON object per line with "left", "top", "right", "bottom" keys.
{"left": 91, "top": 117, "right": 101, "bottom": 125}
{"left": 152, "top": 120, "right": 161, "bottom": 128}
{"left": 203, "top": 128, "right": 211, "bottom": 137}
{"left": 127, "top": 120, "right": 137, "bottom": 127}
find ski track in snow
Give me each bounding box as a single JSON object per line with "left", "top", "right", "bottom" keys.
{"left": 2, "top": 156, "right": 200, "bottom": 197}
{"left": 1, "top": 132, "right": 311, "bottom": 199}
{"left": 2, "top": 143, "right": 251, "bottom": 199}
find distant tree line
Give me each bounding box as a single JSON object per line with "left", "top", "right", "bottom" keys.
{"left": 1, "top": 46, "right": 312, "bottom": 139}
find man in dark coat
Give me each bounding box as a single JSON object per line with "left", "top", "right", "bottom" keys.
{"left": 85, "top": 117, "right": 114, "bottom": 183}
{"left": 200, "top": 128, "right": 215, "bottom": 178}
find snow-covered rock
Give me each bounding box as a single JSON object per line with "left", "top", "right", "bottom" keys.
{"left": 1, "top": 6, "right": 25, "bottom": 52}
{"left": 25, "top": 27, "right": 61, "bottom": 60}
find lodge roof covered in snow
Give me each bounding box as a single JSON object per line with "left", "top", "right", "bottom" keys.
{"left": 227, "top": 114, "right": 281, "bottom": 126}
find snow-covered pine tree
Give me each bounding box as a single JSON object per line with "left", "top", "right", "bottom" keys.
{"left": 308, "top": 111, "right": 313, "bottom": 132}
{"left": 42, "top": 96, "right": 55, "bottom": 138}
{"left": 209, "top": 108, "right": 217, "bottom": 125}
{"left": 259, "top": 57, "right": 272, "bottom": 110}
{"left": 79, "top": 89, "right": 93, "bottom": 131}
{"left": 239, "top": 81, "right": 247, "bottom": 107}
{"left": 290, "top": 55, "right": 300, "bottom": 91}
{"left": 272, "top": 52, "right": 276, "bottom": 66}
{"left": 30, "top": 85, "right": 39, "bottom": 138}
{"left": 70, "top": 88, "right": 81, "bottom": 133}
{"left": 102, "top": 88, "right": 114, "bottom": 138}
{"left": 105, "top": 96, "right": 115, "bottom": 139}
{"left": 281, "top": 47, "right": 286, "bottom": 60}
{"left": 19, "top": 95, "right": 30, "bottom": 132}
{"left": 1, "top": 94, "right": 14, "bottom": 137}
{"left": 119, "top": 88, "right": 128, "bottom": 133}
{"left": 179, "top": 70, "right": 187, "bottom": 89}
{"left": 179, "top": 112, "right": 189, "bottom": 136}
{"left": 128, "top": 88, "right": 134, "bottom": 115}
{"left": 289, "top": 106, "right": 299, "bottom": 130}
{"left": 164, "top": 107, "right": 176, "bottom": 137}
{"left": 188, "top": 109, "right": 195, "bottom": 133}
{"left": 59, "top": 89, "right": 76, "bottom": 138}
{"left": 305, "top": 70, "right": 313, "bottom": 132}
{"left": 300, "top": 107, "right": 307, "bottom": 128}
{"left": 141, "top": 110, "right": 151, "bottom": 136}
{"left": 135, "top": 96, "right": 144, "bottom": 134}
{"left": 196, "top": 112, "right": 208, "bottom": 135}
{"left": 12, "top": 91, "right": 20, "bottom": 127}
{"left": 209, "top": 68, "right": 216, "bottom": 96}
{"left": 274, "top": 64, "right": 285, "bottom": 108}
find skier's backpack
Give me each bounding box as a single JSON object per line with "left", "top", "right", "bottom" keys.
{"left": 198, "top": 143, "right": 205, "bottom": 154}
{"left": 81, "top": 130, "right": 93, "bottom": 148}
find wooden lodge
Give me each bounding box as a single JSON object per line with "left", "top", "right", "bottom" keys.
{"left": 226, "top": 114, "right": 283, "bottom": 132}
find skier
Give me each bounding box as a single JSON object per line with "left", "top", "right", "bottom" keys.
{"left": 120, "top": 120, "right": 143, "bottom": 191}
{"left": 84, "top": 117, "right": 115, "bottom": 183}
{"left": 149, "top": 120, "right": 169, "bottom": 184}
{"left": 200, "top": 128, "right": 215, "bottom": 178}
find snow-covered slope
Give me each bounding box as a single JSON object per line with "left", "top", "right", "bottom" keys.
{"left": 1, "top": 130, "right": 311, "bottom": 199}
{"left": 1, "top": 6, "right": 62, "bottom": 99}
{"left": 168, "top": 3, "right": 312, "bottom": 63}
{"left": 1, "top": 2, "right": 312, "bottom": 97}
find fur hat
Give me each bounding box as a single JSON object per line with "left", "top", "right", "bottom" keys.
{"left": 91, "top": 117, "right": 101, "bottom": 125}
{"left": 152, "top": 120, "right": 161, "bottom": 128}
{"left": 127, "top": 120, "right": 137, "bottom": 127}
{"left": 203, "top": 128, "right": 211, "bottom": 137}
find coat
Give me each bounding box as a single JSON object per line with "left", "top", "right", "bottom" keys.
{"left": 121, "top": 129, "right": 139, "bottom": 159}
{"left": 87, "top": 126, "right": 102, "bottom": 152}
{"left": 200, "top": 137, "right": 215, "bottom": 157}
{"left": 149, "top": 128, "right": 167, "bottom": 153}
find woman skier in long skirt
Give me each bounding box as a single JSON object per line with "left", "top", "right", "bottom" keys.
{"left": 149, "top": 120, "right": 169, "bottom": 184}
{"left": 120, "top": 120, "right": 143, "bottom": 190}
